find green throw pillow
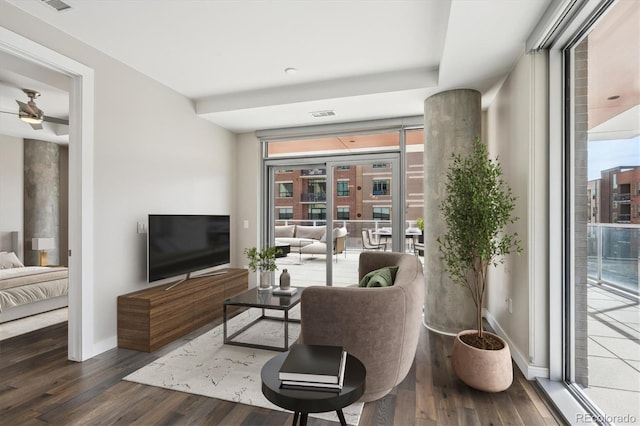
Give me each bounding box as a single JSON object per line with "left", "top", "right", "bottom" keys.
{"left": 358, "top": 266, "right": 399, "bottom": 287}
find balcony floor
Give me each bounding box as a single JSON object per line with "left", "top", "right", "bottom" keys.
{"left": 583, "top": 283, "right": 640, "bottom": 420}
{"left": 275, "top": 247, "right": 420, "bottom": 288}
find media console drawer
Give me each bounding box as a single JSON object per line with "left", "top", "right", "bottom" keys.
{"left": 117, "top": 268, "right": 248, "bottom": 352}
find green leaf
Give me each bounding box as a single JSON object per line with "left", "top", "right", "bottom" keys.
{"left": 437, "top": 137, "right": 522, "bottom": 331}
{"left": 244, "top": 246, "right": 282, "bottom": 272}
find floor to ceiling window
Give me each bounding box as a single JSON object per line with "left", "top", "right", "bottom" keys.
{"left": 565, "top": 0, "right": 639, "bottom": 421}
{"left": 261, "top": 122, "right": 424, "bottom": 286}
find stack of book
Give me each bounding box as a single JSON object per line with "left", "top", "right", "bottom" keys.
{"left": 279, "top": 344, "right": 347, "bottom": 392}
{"left": 272, "top": 287, "right": 297, "bottom": 296}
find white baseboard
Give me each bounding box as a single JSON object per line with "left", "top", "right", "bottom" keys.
{"left": 483, "top": 309, "right": 549, "bottom": 380}
{"left": 93, "top": 336, "right": 118, "bottom": 358}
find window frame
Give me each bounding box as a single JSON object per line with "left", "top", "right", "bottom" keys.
{"left": 372, "top": 179, "right": 390, "bottom": 196}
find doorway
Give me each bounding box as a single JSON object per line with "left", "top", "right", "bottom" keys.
{"left": 563, "top": 0, "right": 640, "bottom": 420}
{"left": 266, "top": 151, "right": 402, "bottom": 287}
{"left": 0, "top": 27, "right": 95, "bottom": 361}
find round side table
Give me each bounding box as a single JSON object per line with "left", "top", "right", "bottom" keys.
{"left": 261, "top": 350, "right": 366, "bottom": 426}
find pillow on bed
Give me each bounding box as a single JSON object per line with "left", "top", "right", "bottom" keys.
{"left": 0, "top": 251, "right": 25, "bottom": 269}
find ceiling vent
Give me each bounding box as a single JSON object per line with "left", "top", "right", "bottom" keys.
{"left": 40, "top": 0, "right": 72, "bottom": 12}
{"left": 310, "top": 110, "right": 336, "bottom": 118}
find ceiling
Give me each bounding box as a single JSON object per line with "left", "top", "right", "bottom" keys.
{"left": 586, "top": 0, "right": 640, "bottom": 136}
{"left": 1, "top": 0, "right": 555, "bottom": 141}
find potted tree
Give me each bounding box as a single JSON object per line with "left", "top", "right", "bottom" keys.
{"left": 437, "top": 137, "right": 522, "bottom": 392}
{"left": 244, "top": 246, "right": 281, "bottom": 291}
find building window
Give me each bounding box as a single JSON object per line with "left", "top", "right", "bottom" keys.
{"left": 373, "top": 207, "right": 390, "bottom": 220}
{"left": 337, "top": 180, "right": 350, "bottom": 197}
{"left": 278, "top": 182, "right": 293, "bottom": 197}
{"left": 308, "top": 205, "right": 326, "bottom": 221}
{"left": 337, "top": 165, "right": 350, "bottom": 170}
{"left": 372, "top": 179, "right": 390, "bottom": 195}
{"left": 337, "top": 207, "right": 349, "bottom": 220}
{"left": 278, "top": 208, "right": 293, "bottom": 220}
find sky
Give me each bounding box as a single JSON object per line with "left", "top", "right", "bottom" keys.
{"left": 588, "top": 136, "right": 640, "bottom": 181}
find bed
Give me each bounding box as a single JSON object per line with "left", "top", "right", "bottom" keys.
{"left": 0, "top": 231, "right": 68, "bottom": 324}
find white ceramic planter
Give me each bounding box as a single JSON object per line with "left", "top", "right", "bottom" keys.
{"left": 451, "top": 330, "right": 513, "bottom": 392}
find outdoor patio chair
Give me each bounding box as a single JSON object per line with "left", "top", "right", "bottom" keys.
{"left": 362, "top": 229, "right": 386, "bottom": 250}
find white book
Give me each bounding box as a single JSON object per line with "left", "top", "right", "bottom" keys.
{"left": 273, "top": 287, "right": 297, "bottom": 296}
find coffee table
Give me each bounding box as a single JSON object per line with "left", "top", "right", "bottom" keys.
{"left": 223, "top": 286, "right": 303, "bottom": 352}
{"left": 275, "top": 243, "right": 290, "bottom": 258}
{"left": 261, "top": 349, "right": 366, "bottom": 426}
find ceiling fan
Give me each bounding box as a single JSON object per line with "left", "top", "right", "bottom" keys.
{"left": 1, "top": 88, "right": 69, "bottom": 130}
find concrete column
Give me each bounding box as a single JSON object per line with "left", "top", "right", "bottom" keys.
{"left": 24, "top": 139, "right": 60, "bottom": 266}
{"left": 423, "top": 89, "right": 481, "bottom": 334}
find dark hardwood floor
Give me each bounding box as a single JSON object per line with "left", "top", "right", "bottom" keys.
{"left": 0, "top": 318, "right": 562, "bottom": 425}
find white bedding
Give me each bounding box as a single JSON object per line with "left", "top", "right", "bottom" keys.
{"left": 0, "top": 266, "right": 68, "bottom": 313}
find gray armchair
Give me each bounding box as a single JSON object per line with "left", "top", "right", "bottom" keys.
{"left": 298, "top": 251, "right": 424, "bottom": 402}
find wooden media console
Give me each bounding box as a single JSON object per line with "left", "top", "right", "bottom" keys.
{"left": 117, "top": 268, "right": 248, "bottom": 352}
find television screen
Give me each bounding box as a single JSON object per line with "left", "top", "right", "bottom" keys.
{"left": 148, "top": 214, "right": 230, "bottom": 282}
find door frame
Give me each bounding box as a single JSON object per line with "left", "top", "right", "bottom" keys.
{"left": 0, "top": 27, "right": 95, "bottom": 361}
{"left": 265, "top": 152, "right": 402, "bottom": 286}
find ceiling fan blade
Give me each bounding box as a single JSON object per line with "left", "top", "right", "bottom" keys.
{"left": 29, "top": 122, "right": 43, "bottom": 130}
{"left": 16, "top": 99, "right": 38, "bottom": 117}
{"left": 43, "top": 115, "right": 69, "bottom": 125}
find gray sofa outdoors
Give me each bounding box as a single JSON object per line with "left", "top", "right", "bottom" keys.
{"left": 298, "top": 251, "right": 424, "bottom": 402}
{"left": 275, "top": 225, "right": 347, "bottom": 260}
{"left": 274, "top": 225, "right": 324, "bottom": 251}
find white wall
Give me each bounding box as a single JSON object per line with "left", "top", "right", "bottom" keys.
{"left": 0, "top": 134, "right": 24, "bottom": 250}
{"left": 0, "top": 3, "right": 237, "bottom": 354}
{"left": 486, "top": 50, "right": 549, "bottom": 378}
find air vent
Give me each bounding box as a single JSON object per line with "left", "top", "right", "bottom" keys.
{"left": 41, "top": 0, "right": 72, "bottom": 12}
{"left": 310, "top": 110, "right": 336, "bottom": 118}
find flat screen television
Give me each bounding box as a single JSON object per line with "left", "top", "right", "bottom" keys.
{"left": 148, "top": 214, "right": 230, "bottom": 283}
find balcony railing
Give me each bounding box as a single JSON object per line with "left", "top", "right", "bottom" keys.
{"left": 617, "top": 214, "right": 631, "bottom": 222}
{"left": 300, "top": 169, "right": 326, "bottom": 176}
{"left": 273, "top": 219, "right": 422, "bottom": 254}
{"left": 613, "top": 193, "right": 631, "bottom": 203}
{"left": 588, "top": 223, "right": 639, "bottom": 295}
{"left": 300, "top": 192, "right": 326, "bottom": 202}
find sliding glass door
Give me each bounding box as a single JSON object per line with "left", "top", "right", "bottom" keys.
{"left": 564, "top": 0, "right": 640, "bottom": 421}
{"left": 264, "top": 129, "right": 412, "bottom": 287}
{"left": 269, "top": 162, "right": 328, "bottom": 287}
{"left": 266, "top": 153, "right": 401, "bottom": 287}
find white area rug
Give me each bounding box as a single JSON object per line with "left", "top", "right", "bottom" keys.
{"left": 124, "top": 307, "right": 363, "bottom": 425}
{"left": 0, "top": 308, "right": 68, "bottom": 341}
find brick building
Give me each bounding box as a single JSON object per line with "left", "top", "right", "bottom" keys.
{"left": 273, "top": 152, "right": 424, "bottom": 227}
{"left": 594, "top": 166, "right": 640, "bottom": 224}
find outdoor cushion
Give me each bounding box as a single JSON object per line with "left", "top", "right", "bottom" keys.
{"left": 295, "top": 225, "right": 326, "bottom": 240}
{"left": 275, "top": 225, "right": 296, "bottom": 238}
